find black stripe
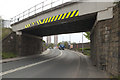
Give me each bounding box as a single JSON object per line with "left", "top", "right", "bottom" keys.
{"left": 56, "top": 15, "right": 60, "bottom": 21}
{"left": 50, "top": 16, "right": 54, "bottom": 22}
{"left": 59, "top": 14, "right": 64, "bottom": 20}
{"left": 74, "top": 10, "right": 79, "bottom": 17}
{"left": 64, "top": 13, "right": 68, "bottom": 19}
{"left": 69, "top": 11, "right": 73, "bottom": 18}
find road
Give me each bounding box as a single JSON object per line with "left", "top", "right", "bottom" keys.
{"left": 2, "top": 49, "right": 108, "bottom": 78}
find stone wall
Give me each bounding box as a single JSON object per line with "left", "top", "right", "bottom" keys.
{"left": 17, "top": 33, "right": 42, "bottom": 56}
{"left": 2, "top": 32, "right": 43, "bottom": 56}
{"left": 90, "top": 3, "right": 120, "bottom": 77}
{"left": 2, "top": 32, "right": 16, "bottom": 54}
{"left": 118, "top": 2, "right": 120, "bottom": 77}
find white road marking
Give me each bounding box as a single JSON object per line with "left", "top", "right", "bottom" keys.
{"left": 0, "top": 50, "right": 63, "bottom": 76}
{"left": 40, "top": 49, "right": 50, "bottom": 55}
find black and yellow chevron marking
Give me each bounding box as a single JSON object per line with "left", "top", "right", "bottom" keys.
{"left": 25, "top": 10, "right": 79, "bottom": 28}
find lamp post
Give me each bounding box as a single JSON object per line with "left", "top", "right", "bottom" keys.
{"left": 69, "top": 34, "right": 71, "bottom": 44}
{"left": 82, "top": 32, "right": 84, "bottom": 53}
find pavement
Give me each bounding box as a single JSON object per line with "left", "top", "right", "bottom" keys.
{"left": 1, "top": 49, "right": 109, "bottom": 78}
{"left": 0, "top": 49, "right": 50, "bottom": 63}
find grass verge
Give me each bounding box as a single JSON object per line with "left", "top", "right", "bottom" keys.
{"left": 0, "top": 52, "right": 17, "bottom": 59}
{"left": 110, "top": 75, "right": 120, "bottom": 80}
{"left": 1, "top": 28, "right": 12, "bottom": 40}
{"left": 75, "top": 48, "right": 91, "bottom": 56}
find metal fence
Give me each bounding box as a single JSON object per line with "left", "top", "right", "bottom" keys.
{"left": 11, "top": 0, "right": 72, "bottom": 24}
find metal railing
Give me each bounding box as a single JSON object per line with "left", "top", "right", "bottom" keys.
{"left": 11, "top": 0, "right": 72, "bottom": 24}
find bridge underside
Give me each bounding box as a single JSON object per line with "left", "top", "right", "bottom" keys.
{"left": 21, "top": 13, "right": 97, "bottom": 37}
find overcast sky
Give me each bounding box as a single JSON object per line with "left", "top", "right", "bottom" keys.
{"left": 0, "top": 0, "right": 91, "bottom": 43}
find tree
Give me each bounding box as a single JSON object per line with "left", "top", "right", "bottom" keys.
{"left": 71, "top": 42, "right": 76, "bottom": 45}
{"left": 42, "top": 40, "right": 46, "bottom": 47}
{"left": 64, "top": 41, "right": 69, "bottom": 49}
{"left": 57, "top": 42, "right": 62, "bottom": 47}
{"left": 83, "top": 32, "right": 90, "bottom": 40}
{"left": 47, "top": 43, "right": 54, "bottom": 48}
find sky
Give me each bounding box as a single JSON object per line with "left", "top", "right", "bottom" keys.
{"left": 43, "top": 32, "right": 90, "bottom": 43}
{"left": 0, "top": 0, "right": 91, "bottom": 43}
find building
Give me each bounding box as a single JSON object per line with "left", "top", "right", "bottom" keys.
{"left": 0, "top": 16, "right": 2, "bottom": 27}
{"left": 54, "top": 35, "right": 58, "bottom": 45}
{"left": 0, "top": 16, "right": 11, "bottom": 28}
{"left": 47, "top": 36, "right": 51, "bottom": 44}
{"left": 2, "top": 20, "right": 11, "bottom": 28}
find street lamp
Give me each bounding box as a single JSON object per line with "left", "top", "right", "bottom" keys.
{"left": 69, "top": 34, "right": 71, "bottom": 44}
{"left": 82, "top": 32, "right": 84, "bottom": 53}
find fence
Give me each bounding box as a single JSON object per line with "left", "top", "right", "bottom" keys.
{"left": 11, "top": 0, "right": 72, "bottom": 24}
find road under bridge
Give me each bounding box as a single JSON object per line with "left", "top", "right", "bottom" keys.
{"left": 4, "top": 1, "right": 120, "bottom": 77}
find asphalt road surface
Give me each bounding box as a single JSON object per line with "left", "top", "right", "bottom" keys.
{"left": 2, "top": 49, "right": 109, "bottom": 78}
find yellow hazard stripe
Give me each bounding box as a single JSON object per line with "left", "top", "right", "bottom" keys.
{"left": 66, "top": 12, "right": 71, "bottom": 18}
{"left": 39, "top": 19, "right": 45, "bottom": 24}
{"left": 58, "top": 14, "right": 63, "bottom": 20}
{"left": 32, "top": 22, "right": 35, "bottom": 26}
{"left": 48, "top": 17, "right": 52, "bottom": 22}
{"left": 70, "top": 10, "right": 76, "bottom": 17}
{"left": 45, "top": 18, "right": 48, "bottom": 23}
{"left": 62, "top": 13, "right": 67, "bottom": 19}
{"left": 75, "top": 10, "right": 79, "bottom": 16}
{"left": 54, "top": 15, "right": 59, "bottom": 21}
{"left": 37, "top": 21, "right": 39, "bottom": 25}
{"left": 51, "top": 16, "right": 55, "bottom": 22}
{"left": 25, "top": 10, "right": 79, "bottom": 28}
{"left": 25, "top": 25, "right": 27, "bottom": 28}
{"left": 25, "top": 24, "right": 30, "bottom": 28}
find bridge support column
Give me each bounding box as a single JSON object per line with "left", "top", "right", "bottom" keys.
{"left": 16, "top": 32, "right": 42, "bottom": 56}
{"left": 16, "top": 32, "right": 22, "bottom": 56}
{"left": 90, "top": 3, "right": 120, "bottom": 77}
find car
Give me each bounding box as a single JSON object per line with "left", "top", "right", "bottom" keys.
{"left": 59, "top": 44, "right": 65, "bottom": 50}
